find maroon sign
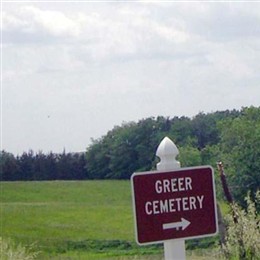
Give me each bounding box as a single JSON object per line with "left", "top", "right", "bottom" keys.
{"left": 131, "top": 166, "right": 218, "bottom": 244}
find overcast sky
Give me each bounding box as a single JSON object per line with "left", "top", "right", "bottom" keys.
{"left": 2, "top": 1, "right": 260, "bottom": 155}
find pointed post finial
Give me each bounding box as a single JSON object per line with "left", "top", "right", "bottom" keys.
{"left": 156, "top": 136, "right": 180, "bottom": 171}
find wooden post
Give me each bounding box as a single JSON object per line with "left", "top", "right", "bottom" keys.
{"left": 156, "top": 136, "right": 186, "bottom": 260}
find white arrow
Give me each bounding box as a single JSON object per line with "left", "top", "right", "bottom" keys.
{"left": 163, "top": 218, "right": 191, "bottom": 231}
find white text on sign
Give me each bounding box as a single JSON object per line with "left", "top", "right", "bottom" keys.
{"left": 145, "top": 177, "right": 204, "bottom": 215}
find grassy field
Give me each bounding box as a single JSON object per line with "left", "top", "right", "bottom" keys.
{"left": 1, "top": 181, "right": 221, "bottom": 259}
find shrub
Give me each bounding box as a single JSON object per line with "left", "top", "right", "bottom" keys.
{"left": 0, "top": 237, "right": 39, "bottom": 260}
{"left": 221, "top": 191, "right": 260, "bottom": 259}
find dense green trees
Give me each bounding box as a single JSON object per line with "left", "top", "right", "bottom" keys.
{"left": 0, "top": 151, "right": 19, "bottom": 181}
{"left": 218, "top": 107, "right": 260, "bottom": 206}
{"left": 85, "top": 109, "right": 242, "bottom": 179}
{"left": 0, "top": 150, "right": 87, "bottom": 181}
{"left": 1, "top": 106, "right": 259, "bottom": 206}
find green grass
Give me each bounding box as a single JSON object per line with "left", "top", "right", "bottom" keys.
{"left": 1, "top": 181, "right": 137, "bottom": 255}
{"left": 1, "top": 180, "right": 222, "bottom": 259}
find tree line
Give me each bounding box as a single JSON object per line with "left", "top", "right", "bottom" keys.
{"left": 1, "top": 106, "right": 260, "bottom": 206}
{"left": 0, "top": 151, "right": 87, "bottom": 181}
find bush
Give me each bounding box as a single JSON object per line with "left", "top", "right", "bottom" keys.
{"left": 221, "top": 191, "right": 260, "bottom": 259}
{"left": 0, "top": 237, "right": 39, "bottom": 260}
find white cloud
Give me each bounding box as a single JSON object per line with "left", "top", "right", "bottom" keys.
{"left": 3, "top": 3, "right": 191, "bottom": 59}
{"left": 23, "top": 6, "right": 85, "bottom": 37}
{"left": 206, "top": 48, "right": 254, "bottom": 80}
{"left": 2, "top": 5, "right": 86, "bottom": 41}
{"left": 2, "top": 2, "right": 260, "bottom": 154}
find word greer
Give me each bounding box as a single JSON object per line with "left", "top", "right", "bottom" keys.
{"left": 144, "top": 177, "right": 204, "bottom": 215}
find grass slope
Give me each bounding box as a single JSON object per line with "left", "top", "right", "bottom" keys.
{"left": 1, "top": 181, "right": 220, "bottom": 259}
{"left": 1, "top": 181, "right": 142, "bottom": 256}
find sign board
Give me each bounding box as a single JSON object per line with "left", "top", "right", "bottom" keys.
{"left": 131, "top": 166, "right": 218, "bottom": 245}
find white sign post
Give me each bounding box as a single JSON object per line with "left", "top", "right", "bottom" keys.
{"left": 156, "top": 136, "right": 185, "bottom": 260}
